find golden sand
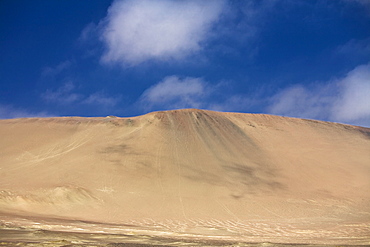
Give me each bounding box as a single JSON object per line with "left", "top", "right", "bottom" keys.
{"left": 0, "top": 109, "right": 369, "bottom": 245}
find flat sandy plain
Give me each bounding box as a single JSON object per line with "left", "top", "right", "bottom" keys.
{"left": 0, "top": 109, "right": 369, "bottom": 246}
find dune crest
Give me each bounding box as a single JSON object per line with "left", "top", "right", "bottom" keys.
{"left": 1, "top": 109, "right": 369, "bottom": 245}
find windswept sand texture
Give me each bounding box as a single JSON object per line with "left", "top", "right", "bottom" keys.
{"left": 0, "top": 109, "right": 369, "bottom": 245}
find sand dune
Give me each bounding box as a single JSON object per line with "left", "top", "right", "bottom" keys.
{"left": 0, "top": 109, "right": 369, "bottom": 245}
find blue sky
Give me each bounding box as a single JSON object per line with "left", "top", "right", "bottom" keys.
{"left": 1, "top": 0, "right": 370, "bottom": 127}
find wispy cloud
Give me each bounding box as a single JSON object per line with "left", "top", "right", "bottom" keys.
{"left": 0, "top": 104, "right": 50, "bottom": 119}
{"left": 335, "top": 38, "right": 370, "bottom": 64}
{"left": 41, "top": 60, "right": 72, "bottom": 77}
{"left": 83, "top": 92, "right": 120, "bottom": 107}
{"left": 79, "top": 23, "right": 98, "bottom": 43}
{"left": 100, "top": 0, "right": 226, "bottom": 66}
{"left": 268, "top": 63, "right": 370, "bottom": 127}
{"left": 139, "top": 75, "right": 260, "bottom": 113}
{"left": 42, "top": 82, "right": 82, "bottom": 104}
{"left": 140, "top": 76, "right": 207, "bottom": 110}
{"left": 209, "top": 94, "right": 263, "bottom": 113}
{"left": 42, "top": 82, "right": 120, "bottom": 108}
{"left": 344, "top": 0, "right": 370, "bottom": 8}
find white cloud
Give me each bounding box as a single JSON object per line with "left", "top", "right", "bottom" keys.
{"left": 100, "top": 0, "right": 226, "bottom": 66}
{"left": 332, "top": 64, "right": 370, "bottom": 122}
{"left": 268, "top": 84, "right": 336, "bottom": 120}
{"left": 140, "top": 76, "right": 208, "bottom": 109}
{"left": 268, "top": 63, "right": 370, "bottom": 127}
{"left": 137, "top": 64, "right": 370, "bottom": 127}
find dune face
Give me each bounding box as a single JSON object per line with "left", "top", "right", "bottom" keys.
{"left": 0, "top": 109, "right": 370, "bottom": 245}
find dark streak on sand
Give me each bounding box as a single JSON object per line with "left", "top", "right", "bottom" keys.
{"left": 1, "top": 228, "right": 366, "bottom": 247}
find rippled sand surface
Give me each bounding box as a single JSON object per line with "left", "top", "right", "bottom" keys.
{"left": 1, "top": 109, "right": 369, "bottom": 245}
{"left": 1, "top": 214, "right": 369, "bottom": 246}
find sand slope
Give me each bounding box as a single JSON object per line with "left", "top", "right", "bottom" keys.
{"left": 0, "top": 109, "right": 369, "bottom": 244}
